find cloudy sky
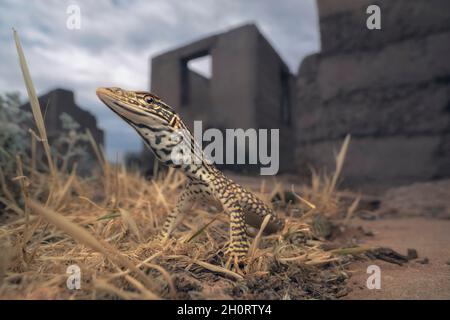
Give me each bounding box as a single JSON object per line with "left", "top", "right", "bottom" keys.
{"left": 0, "top": 0, "right": 320, "bottom": 161}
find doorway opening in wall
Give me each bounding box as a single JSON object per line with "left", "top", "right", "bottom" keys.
{"left": 188, "top": 55, "right": 212, "bottom": 79}
{"left": 180, "top": 53, "right": 212, "bottom": 106}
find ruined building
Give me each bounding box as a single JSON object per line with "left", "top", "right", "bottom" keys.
{"left": 20, "top": 88, "right": 104, "bottom": 174}
{"left": 295, "top": 0, "right": 450, "bottom": 190}
{"left": 149, "top": 24, "right": 295, "bottom": 173}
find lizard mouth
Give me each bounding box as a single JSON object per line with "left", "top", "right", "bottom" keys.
{"left": 96, "top": 87, "right": 117, "bottom": 105}
{"left": 95, "top": 86, "right": 110, "bottom": 97}
{"left": 96, "top": 87, "right": 147, "bottom": 119}
{"left": 95, "top": 87, "right": 116, "bottom": 109}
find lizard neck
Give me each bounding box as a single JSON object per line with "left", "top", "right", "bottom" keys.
{"left": 182, "top": 161, "right": 224, "bottom": 184}
{"left": 160, "top": 121, "right": 226, "bottom": 185}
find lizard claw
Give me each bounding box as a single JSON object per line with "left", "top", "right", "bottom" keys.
{"left": 224, "top": 247, "right": 248, "bottom": 275}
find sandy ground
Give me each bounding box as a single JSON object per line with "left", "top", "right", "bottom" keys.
{"left": 213, "top": 173, "right": 450, "bottom": 299}
{"left": 344, "top": 218, "right": 450, "bottom": 299}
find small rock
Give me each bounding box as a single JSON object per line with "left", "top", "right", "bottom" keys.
{"left": 445, "top": 260, "right": 450, "bottom": 266}
{"left": 407, "top": 248, "right": 418, "bottom": 260}
{"left": 367, "top": 247, "right": 409, "bottom": 265}
{"left": 364, "top": 230, "right": 374, "bottom": 237}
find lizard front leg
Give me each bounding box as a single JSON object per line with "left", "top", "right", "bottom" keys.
{"left": 222, "top": 199, "right": 250, "bottom": 270}
{"left": 159, "top": 182, "right": 197, "bottom": 243}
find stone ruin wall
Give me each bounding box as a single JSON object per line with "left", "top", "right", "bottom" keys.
{"left": 295, "top": 0, "right": 450, "bottom": 191}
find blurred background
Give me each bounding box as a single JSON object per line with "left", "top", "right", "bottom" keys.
{"left": 1, "top": 0, "right": 449, "bottom": 194}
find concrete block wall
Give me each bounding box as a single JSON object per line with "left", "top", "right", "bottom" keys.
{"left": 318, "top": 0, "right": 450, "bottom": 53}
{"left": 295, "top": 0, "right": 450, "bottom": 191}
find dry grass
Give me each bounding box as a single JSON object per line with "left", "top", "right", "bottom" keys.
{"left": 0, "top": 163, "right": 353, "bottom": 299}
{"left": 0, "top": 158, "right": 355, "bottom": 299}
{"left": 0, "top": 30, "right": 355, "bottom": 300}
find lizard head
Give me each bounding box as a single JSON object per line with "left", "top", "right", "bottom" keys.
{"left": 96, "top": 87, "right": 181, "bottom": 129}
{"left": 96, "top": 87, "right": 187, "bottom": 166}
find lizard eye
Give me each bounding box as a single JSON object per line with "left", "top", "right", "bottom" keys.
{"left": 144, "top": 95, "right": 154, "bottom": 104}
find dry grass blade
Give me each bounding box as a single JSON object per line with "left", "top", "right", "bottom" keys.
{"left": 30, "top": 129, "right": 37, "bottom": 180}
{"left": 169, "top": 255, "right": 243, "bottom": 280}
{"left": 151, "top": 180, "right": 170, "bottom": 212}
{"left": 304, "top": 257, "right": 340, "bottom": 265}
{"left": 325, "top": 134, "right": 351, "bottom": 201}
{"left": 186, "top": 217, "right": 217, "bottom": 243}
{"left": 15, "top": 155, "right": 33, "bottom": 260}
{"left": 96, "top": 211, "right": 121, "bottom": 221}
{"left": 86, "top": 129, "right": 107, "bottom": 169}
{"left": 330, "top": 246, "right": 373, "bottom": 255}
{"left": 15, "top": 155, "right": 29, "bottom": 218}
{"left": 248, "top": 214, "right": 271, "bottom": 260}
{"left": 245, "top": 214, "right": 272, "bottom": 273}
{"left": 291, "top": 185, "right": 316, "bottom": 210}
{"left": 277, "top": 253, "right": 308, "bottom": 263}
{"left": 13, "top": 29, "right": 57, "bottom": 185}
{"left": 86, "top": 129, "right": 111, "bottom": 196}
{"left": 344, "top": 195, "right": 360, "bottom": 225}
{"left": 193, "top": 259, "right": 243, "bottom": 280}
{"left": 53, "top": 167, "right": 77, "bottom": 209}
